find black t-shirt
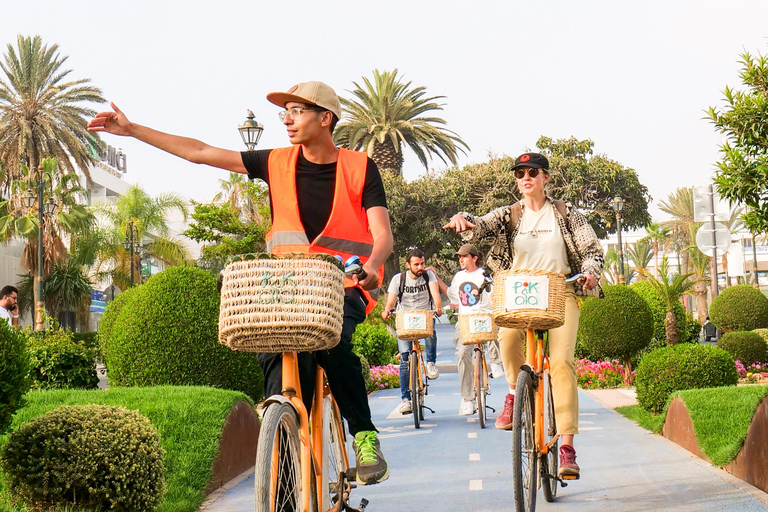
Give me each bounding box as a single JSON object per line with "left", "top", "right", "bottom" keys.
{"left": 241, "top": 148, "right": 388, "bottom": 242}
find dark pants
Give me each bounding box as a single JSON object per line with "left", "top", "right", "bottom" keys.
{"left": 258, "top": 288, "right": 375, "bottom": 435}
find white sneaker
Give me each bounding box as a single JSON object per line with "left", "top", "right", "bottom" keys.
{"left": 491, "top": 363, "right": 505, "bottom": 379}
{"left": 426, "top": 362, "right": 440, "bottom": 379}
{"left": 459, "top": 399, "right": 476, "bottom": 416}
{"left": 399, "top": 398, "right": 412, "bottom": 414}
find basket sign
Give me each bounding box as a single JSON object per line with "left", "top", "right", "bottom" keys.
{"left": 404, "top": 312, "right": 428, "bottom": 331}
{"left": 504, "top": 275, "right": 549, "bottom": 310}
{"left": 469, "top": 314, "right": 494, "bottom": 334}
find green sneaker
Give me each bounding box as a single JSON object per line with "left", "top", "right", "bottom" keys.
{"left": 353, "top": 430, "right": 389, "bottom": 485}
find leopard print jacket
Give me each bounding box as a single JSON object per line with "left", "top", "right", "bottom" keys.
{"left": 458, "top": 198, "right": 605, "bottom": 297}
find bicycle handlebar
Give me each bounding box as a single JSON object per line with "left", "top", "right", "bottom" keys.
{"left": 565, "top": 273, "right": 585, "bottom": 284}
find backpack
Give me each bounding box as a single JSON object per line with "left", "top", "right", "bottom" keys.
{"left": 397, "top": 271, "right": 434, "bottom": 310}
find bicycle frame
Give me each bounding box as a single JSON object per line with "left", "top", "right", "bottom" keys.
{"left": 410, "top": 340, "right": 427, "bottom": 394}
{"left": 525, "top": 330, "right": 559, "bottom": 459}
{"left": 472, "top": 343, "right": 489, "bottom": 394}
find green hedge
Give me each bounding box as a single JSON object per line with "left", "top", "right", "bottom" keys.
{"left": 630, "top": 280, "right": 691, "bottom": 343}
{"left": 1, "top": 405, "right": 165, "bottom": 511}
{"left": 577, "top": 284, "right": 653, "bottom": 363}
{"left": 352, "top": 323, "right": 398, "bottom": 367}
{"left": 717, "top": 331, "right": 766, "bottom": 366}
{"left": 25, "top": 327, "right": 99, "bottom": 390}
{"left": 101, "top": 266, "right": 263, "bottom": 401}
{"left": 635, "top": 344, "right": 737, "bottom": 413}
{"left": 0, "top": 323, "right": 30, "bottom": 434}
{"left": 709, "top": 284, "right": 768, "bottom": 332}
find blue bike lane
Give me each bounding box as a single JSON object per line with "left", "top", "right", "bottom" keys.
{"left": 202, "top": 321, "right": 768, "bottom": 511}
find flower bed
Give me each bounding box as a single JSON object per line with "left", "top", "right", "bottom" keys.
{"left": 576, "top": 358, "right": 633, "bottom": 389}
{"left": 370, "top": 365, "right": 399, "bottom": 390}
{"left": 735, "top": 359, "right": 768, "bottom": 384}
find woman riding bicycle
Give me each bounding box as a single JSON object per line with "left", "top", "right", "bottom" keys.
{"left": 443, "top": 152, "right": 604, "bottom": 478}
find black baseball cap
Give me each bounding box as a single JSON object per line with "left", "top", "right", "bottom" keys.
{"left": 512, "top": 152, "right": 549, "bottom": 171}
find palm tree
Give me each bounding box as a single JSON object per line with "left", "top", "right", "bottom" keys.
{"left": 625, "top": 239, "right": 653, "bottom": 281}
{"left": 659, "top": 187, "right": 697, "bottom": 274}
{"left": 92, "top": 185, "right": 190, "bottom": 290}
{"left": 334, "top": 69, "right": 469, "bottom": 176}
{"left": 212, "top": 173, "right": 270, "bottom": 226}
{"left": 44, "top": 259, "right": 92, "bottom": 329}
{"left": 0, "top": 35, "right": 105, "bottom": 188}
{"left": 639, "top": 256, "right": 697, "bottom": 345}
{"left": 688, "top": 247, "right": 711, "bottom": 323}
{"left": 643, "top": 222, "right": 671, "bottom": 279}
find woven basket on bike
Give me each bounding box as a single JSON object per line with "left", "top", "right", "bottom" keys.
{"left": 395, "top": 310, "right": 434, "bottom": 341}
{"left": 459, "top": 313, "right": 499, "bottom": 345}
{"left": 218, "top": 253, "right": 345, "bottom": 353}
{"left": 492, "top": 269, "right": 566, "bottom": 330}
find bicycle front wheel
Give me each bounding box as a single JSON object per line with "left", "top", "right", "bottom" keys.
{"left": 512, "top": 370, "right": 537, "bottom": 512}
{"left": 410, "top": 354, "right": 421, "bottom": 429}
{"left": 475, "top": 347, "right": 486, "bottom": 428}
{"left": 322, "top": 394, "right": 348, "bottom": 510}
{"left": 254, "top": 401, "right": 305, "bottom": 512}
{"left": 541, "top": 370, "right": 559, "bottom": 502}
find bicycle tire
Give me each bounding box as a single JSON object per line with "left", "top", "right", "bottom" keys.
{"left": 512, "top": 370, "right": 537, "bottom": 512}
{"left": 254, "top": 401, "right": 305, "bottom": 512}
{"left": 541, "top": 370, "right": 559, "bottom": 502}
{"left": 411, "top": 353, "right": 421, "bottom": 429}
{"left": 475, "top": 347, "right": 486, "bottom": 428}
{"left": 322, "top": 394, "right": 348, "bottom": 510}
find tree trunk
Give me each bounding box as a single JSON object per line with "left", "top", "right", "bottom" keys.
{"left": 694, "top": 281, "right": 708, "bottom": 323}
{"left": 371, "top": 139, "right": 404, "bottom": 176}
{"left": 665, "top": 309, "right": 679, "bottom": 345}
{"left": 623, "top": 356, "right": 634, "bottom": 385}
{"left": 653, "top": 244, "right": 660, "bottom": 279}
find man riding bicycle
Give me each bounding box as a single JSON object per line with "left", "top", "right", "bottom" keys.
{"left": 88, "top": 80, "right": 393, "bottom": 485}
{"left": 382, "top": 248, "right": 443, "bottom": 414}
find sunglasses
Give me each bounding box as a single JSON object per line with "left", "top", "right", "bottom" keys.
{"left": 514, "top": 168, "right": 541, "bottom": 179}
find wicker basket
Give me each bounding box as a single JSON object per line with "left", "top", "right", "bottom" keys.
{"left": 459, "top": 313, "right": 498, "bottom": 345}
{"left": 218, "top": 254, "right": 345, "bottom": 353}
{"left": 395, "top": 310, "right": 434, "bottom": 341}
{"left": 492, "top": 269, "right": 566, "bottom": 330}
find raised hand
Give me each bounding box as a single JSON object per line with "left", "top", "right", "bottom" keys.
{"left": 443, "top": 214, "right": 475, "bottom": 233}
{"left": 87, "top": 102, "right": 132, "bottom": 136}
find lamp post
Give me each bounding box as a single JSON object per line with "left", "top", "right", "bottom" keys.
{"left": 611, "top": 196, "right": 626, "bottom": 285}
{"left": 23, "top": 164, "right": 57, "bottom": 331}
{"left": 238, "top": 110, "right": 264, "bottom": 150}
{"left": 123, "top": 220, "right": 141, "bottom": 287}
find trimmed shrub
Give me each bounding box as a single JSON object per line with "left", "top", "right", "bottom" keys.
{"left": 352, "top": 322, "right": 398, "bottom": 367}
{"left": 0, "top": 322, "right": 30, "bottom": 433}
{"left": 630, "top": 280, "right": 688, "bottom": 344}
{"left": 72, "top": 330, "right": 98, "bottom": 352}
{"left": 635, "top": 344, "right": 737, "bottom": 413}
{"left": 709, "top": 284, "right": 768, "bottom": 332}
{"left": 577, "top": 285, "right": 653, "bottom": 370}
{"left": 0, "top": 404, "right": 165, "bottom": 511}
{"left": 98, "top": 287, "right": 137, "bottom": 365}
{"left": 103, "top": 266, "right": 264, "bottom": 401}
{"left": 752, "top": 328, "right": 768, "bottom": 360}
{"left": 717, "top": 331, "right": 766, "bottom": 366}
{"left": 359, "top": 354, "right": 373, "bottom": 393}
{"left": 25, "top": 327, "right": 99, "bottom": 390}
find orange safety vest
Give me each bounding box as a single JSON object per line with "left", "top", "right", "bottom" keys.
{"left": 265, "top": 145, "right": 383, "bottom": 314}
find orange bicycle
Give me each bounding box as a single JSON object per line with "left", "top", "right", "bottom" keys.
{"left": 394, "top": 309, "right": 435, "bottom": 429}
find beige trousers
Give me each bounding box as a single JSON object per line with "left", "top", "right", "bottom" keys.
{"left": 453, "top": 321, "right": 502, "bottom": 402}
{"left": 497, "top": 289, "right": 580, "bottom": 434}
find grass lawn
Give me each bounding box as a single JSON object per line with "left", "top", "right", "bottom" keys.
{"left": 0, "top": 386, "right": 254, "bottom": 512}
{"left": 616, "top": 384, "right": 768, "bottom": 467}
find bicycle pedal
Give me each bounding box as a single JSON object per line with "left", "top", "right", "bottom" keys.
{"left": 560, "top": 474, "right": 580, "bottom": 481}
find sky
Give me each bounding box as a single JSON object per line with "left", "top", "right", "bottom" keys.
{"left": 3, "top": 0, "right": 768, "bottom": 222}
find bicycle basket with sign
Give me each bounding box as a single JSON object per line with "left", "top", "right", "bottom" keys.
{"left": 492, "top": 269, "right": 566, "bottom": 330}
{"left": 395, "top": 310, "right": 434, "bottom": 341}
{"left": 218, "top": 253, "right": 345, "bottom": 353}
{"left": 459, "top": 313, "right": 498, "bottom": 344}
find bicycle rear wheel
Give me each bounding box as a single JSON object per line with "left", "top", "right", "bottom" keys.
{"left": 410, "top": 353, "right": 421, "bottom": 429}
{"left": 254, "top": 401, "right": 305, "bottom": 512}
{"left": 322, "top": 394, "right": 348, "bottom": 510}
{"left": 475, "top": 347, "right": 486, "bottom": 428}
{"left": 541, "top": 370, "right": 559, "bottom": 502}
{"left": 512, "top": 370, "right": 537, "bottom": 512}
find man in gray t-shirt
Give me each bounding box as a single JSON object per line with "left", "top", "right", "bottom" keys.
{"left": 383, "top": 248, "right": 443, "bottom": 414}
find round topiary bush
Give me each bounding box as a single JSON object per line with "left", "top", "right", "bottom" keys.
{"left": 98, "top": 286, "right": 137, "bottom": 365}
{"left": 102, "top": 266, "right": 263, "bottom": 401}
{"left": 577, "top": 284, "right": 653, "bottom": 372}
{"left": 352, "top": 322, "right": 398, "bottom": 367}
{"left": 635, "top": 344, "right": 738, "bottom": 413}
{"left": 630, "top": 280, "right": 689, "bottom": 343}
{"left": 717, "top": 331, "right": 766, "bottom": 366}
{"left": 0, "top": 322, "right": 30, "bottom": 433}
{"left": 709, "top": 284, "right": 768, "bottom": 333}
{"left": 751, "top": 328, "right": 768, "bottom": 361}
{"left": 0, "top": 405, "right": 165, "bottom": 511}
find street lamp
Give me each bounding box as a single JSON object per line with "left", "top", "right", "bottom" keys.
{"left": 123, "top": 220, "right": 141, "bottom": 287}
{"left": 24, "top": 164, "right": 57, "bottom": 331}
{"left": 238, "top": 109, "right": 264, "bottom": 150}
{"left": 611, "top": 196, "right": 626, "bottom": 285}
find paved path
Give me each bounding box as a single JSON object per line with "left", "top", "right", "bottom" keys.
{"left": 202, "top": 322, "right": 768, "bottom": 511}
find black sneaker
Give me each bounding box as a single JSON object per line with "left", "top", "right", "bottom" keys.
{"left": 353, "top": 430, "right": 389, "bottom": 485}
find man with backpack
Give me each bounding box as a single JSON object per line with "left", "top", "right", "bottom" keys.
{"left": 382, "top": 248, "right": 443, "bottom": 414}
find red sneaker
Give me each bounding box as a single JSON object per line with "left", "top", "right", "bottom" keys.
{"left": 495, "top": 393, "right": 514, "bottom": 430}
{"left": 559, "top": 445, "right": 580, "bottom": 476}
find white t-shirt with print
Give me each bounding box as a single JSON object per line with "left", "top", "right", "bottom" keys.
{"left": 387, "top": 270, "right": 437, "bottom": 312}
{"left": 510, "top": 200, "right": 571, "bottom": 275}
{"left": 447, "top": 268, "right": 492, "bottom": 315}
